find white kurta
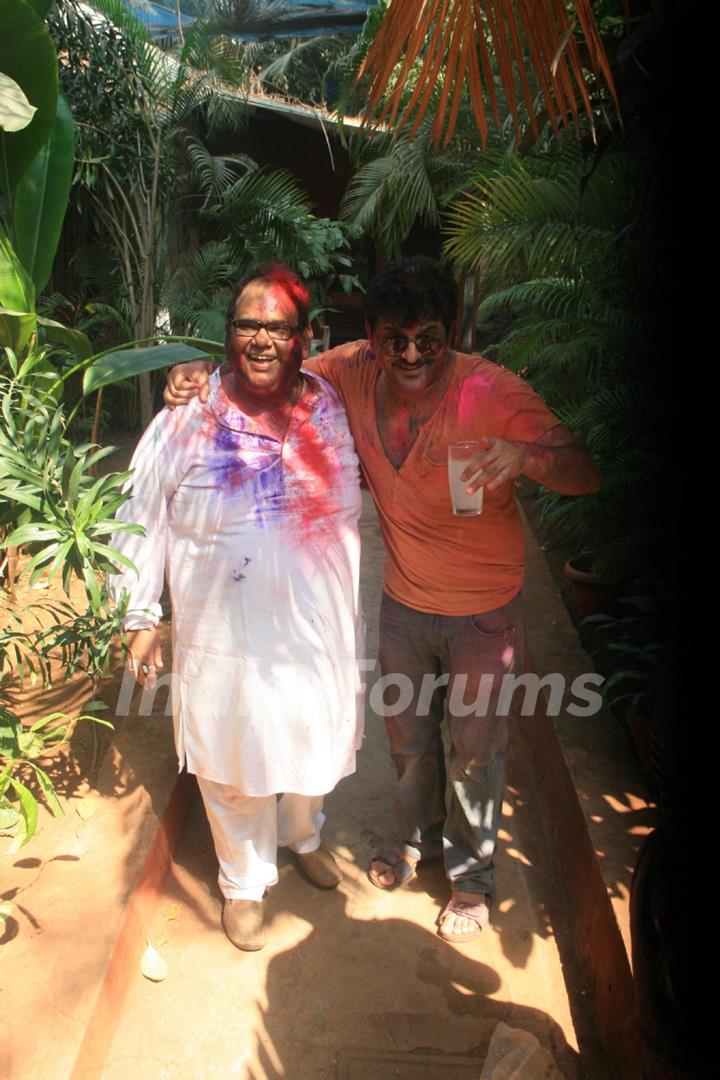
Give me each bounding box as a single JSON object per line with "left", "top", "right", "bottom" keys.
{"left": 109, "top": 369, "right": 364, "bottom": 796}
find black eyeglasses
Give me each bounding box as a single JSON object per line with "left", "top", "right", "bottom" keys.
{"left": 378, "top": 333, "right": 445, "bottom": 358}
{"left": 230, "top": 319, "right": 299, "bottom": 342}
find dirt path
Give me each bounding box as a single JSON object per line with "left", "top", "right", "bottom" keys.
{"left": 102, "top": 495, "right": 607, "bottom": 1080}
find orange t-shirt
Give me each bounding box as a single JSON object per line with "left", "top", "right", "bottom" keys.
{"left": 309, "top": 342, "right": 562, "bottom": 616}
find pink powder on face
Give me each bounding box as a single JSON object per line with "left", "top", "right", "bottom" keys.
{"left": 234, "top": 269, "right": 309, "bottom": 328}
{"left": 249, "top": 284, "right": 296, "bottom": 322}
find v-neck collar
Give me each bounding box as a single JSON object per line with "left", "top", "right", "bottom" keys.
{"left": 371, "top": 352, "right": 457, "bottom": 473}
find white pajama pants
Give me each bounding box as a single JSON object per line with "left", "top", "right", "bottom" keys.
{"left": 197, "top": 777, "right": 325, "bottom": 900}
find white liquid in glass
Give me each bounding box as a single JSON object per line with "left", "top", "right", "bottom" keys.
{"left": 448, "top": 460, "right": 483, "bottom": 516}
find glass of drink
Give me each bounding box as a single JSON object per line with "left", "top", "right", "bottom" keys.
{"left": 448, "top": 441, "right": 484, "bottom": 516}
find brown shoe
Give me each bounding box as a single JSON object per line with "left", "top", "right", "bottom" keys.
{"left": 295, "top": 845, "right": 343, "bottom": 889}
{"left": 222, "top": 899, "right": 266, "bottom": 951}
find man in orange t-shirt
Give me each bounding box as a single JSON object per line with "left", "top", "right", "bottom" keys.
{"left": 165, "top": 256, "right": 601, "bottom": 944}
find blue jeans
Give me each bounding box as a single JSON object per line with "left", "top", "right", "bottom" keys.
{"left": 378, "top": 591, "right": 524, "bottom": 898}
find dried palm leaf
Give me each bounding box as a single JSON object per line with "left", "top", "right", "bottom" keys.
{"left": 358, "top": 0, "right": 619, "bottom": 147}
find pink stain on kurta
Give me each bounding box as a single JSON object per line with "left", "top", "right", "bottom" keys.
{"left": 283, "top": 399, "right": 342, "bottom": 542}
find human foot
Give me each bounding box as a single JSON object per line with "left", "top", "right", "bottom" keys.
{"left": 222, "top": 899, "right": 266, "bottom": 951}
{"left": 368, "top": 847, "right": 420, "bottom": 890}
{"left": 436, "top": 890, "right": 490, "bottom": 943}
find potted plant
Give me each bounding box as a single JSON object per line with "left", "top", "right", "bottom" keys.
{"left": 583, "top": 594, "right": 665, "bottom": 776}
{"left": 563, "top": 552, "right": 621, "bottom": 621}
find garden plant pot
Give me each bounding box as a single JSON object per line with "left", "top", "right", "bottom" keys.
{"left": 563, "top": 554, "right": 619, "bottom": 621}
{"left": 624, "top": 702, "right": 653, "bottom": 777}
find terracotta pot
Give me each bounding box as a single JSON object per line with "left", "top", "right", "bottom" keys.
{"left": 563, "top": 554, "right": 618, "bottom": 620}
{"left": 624, "top": 702, "right": 653, "bottom": 777}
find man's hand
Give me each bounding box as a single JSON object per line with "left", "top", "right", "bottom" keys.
{"left": 164, "top": 360, "right": 214, "bottom": 408}
{"left": 461, "top": 427, "right": 602, "bottom": 496}
{"left": 125, "top": 628, "right": 164, "bottom": 689}
{"left": 460, "top": 437, "right": 526, "bottom": 493}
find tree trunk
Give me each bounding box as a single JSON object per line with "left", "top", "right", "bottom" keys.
{"left": 136, "top": 275, "right": 157, "bottom": 430}
{"left": 6, "top": 545, "right": 18, "bottom": 600}
{"left": 138, "top": 372, "right": 153, "bottom": 431}
{"left": 91, "top": 388, "right": 105, "bottom": 454}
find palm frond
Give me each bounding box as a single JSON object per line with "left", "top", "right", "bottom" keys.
{"left": 357, "top": 0, "right": 619, "bottom": 148}
{"left": 340, "top": 121, "right": 460, "bottom": 257}
{"left": 577, "top": 381, "right": 663, "bottom": 434}
{"left": 204, "top": 90, "right": 251, "bottom": 140}
{"left": 259, "top": 36, "right": 329, "bottom": 88}
{"left": 445, "top": 157, "right": 621, "bottom": 280}
{"left": 209, "top": 164, "right": 313, "bottom": 224}
{"left": 166, "top": 241, "right": 236, "bottom": 300}
{"left": 84, "top": 0, "right": 151, "bottom": 45}
{"left": 164, "top": 237, "right": 238, "bottom": 338}
{"left": 172, "top": 305, "right": 228, "bottom": 341}
{"left": 341, "top": 156, "right": 396, "bottom": 226}
{"left": 183, "top": 136, "right": 252, "bottom": 206}
{"left": 493, "top": 319, "right": 621, "bottom": 376}
{"left": 443, "top": 140, "right": 658, "bottom": 316}
{"left": 479, "top": 279, "right": 646, "bottom": 344}
{"left": 210, "top": 0, "right": 286, "bottom": 34}
{"left": 182, "top": 19, "right": 251, "bottom": 79}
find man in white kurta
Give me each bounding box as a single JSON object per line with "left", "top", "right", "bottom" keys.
{"left": 110, "top": 268, "right": 363, "bottom": 950}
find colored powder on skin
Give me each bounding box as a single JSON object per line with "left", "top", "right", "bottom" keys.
{"left": 258, "top": 269, "right": 310, "bottom": 317}
{"left": 242, "top": 279, "right": 308, "bottom": 324}
{"left": 251, "top": 287, "right": 287, "bottom": 320}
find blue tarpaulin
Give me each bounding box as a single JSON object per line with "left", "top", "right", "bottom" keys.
{"left": 123, "top": 1, "right": 195, "bottom": 36}
{"left": 123, "top": 1, "right": 371, "bottom": 40}
{"left": 222, "top": 3, "right": 371, "bottom": 40}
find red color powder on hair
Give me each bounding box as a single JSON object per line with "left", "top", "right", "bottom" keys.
{"left": 261, "top": 264, "right": 310, "bottom": 320}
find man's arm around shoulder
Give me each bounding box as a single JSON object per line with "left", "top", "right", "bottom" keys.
{"left": 164, "top": 358, "right": 214, "bottom": 407}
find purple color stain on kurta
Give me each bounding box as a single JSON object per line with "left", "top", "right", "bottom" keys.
{"left": 208, "top": 425, "right": 251, "bottom": 488}
{"left": 208, "top": 421, "right": 288, "bottom": 524}
{"left": 254, "top": 459, "right": 287, "bottom": 514}
{"left": 201, "top": 372, "right": 344, "bottom": 531}
{"left": 231, "top": 557, "right": 251, "bottom": 583}
{"left": 208, "top": 424, "right": 286, "bottom": 503}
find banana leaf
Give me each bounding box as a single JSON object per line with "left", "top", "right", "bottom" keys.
{"left": 83, "top": 341, "right": 221, "bottom": 396}
{"left": 0, "top": 0, "right": 57, "bottom": 193}
{"left": 14, "top": 92, "right": 76, "bottom": 294}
